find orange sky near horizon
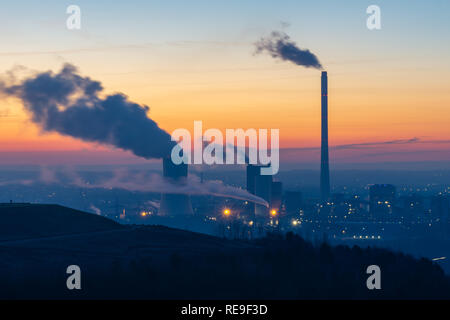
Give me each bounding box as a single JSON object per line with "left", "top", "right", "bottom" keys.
{"left": 1, "top": 60, "right": 449, "bottom": 157}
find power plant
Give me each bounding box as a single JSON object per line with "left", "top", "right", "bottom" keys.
{"left": 160, "top": 72, "right": 331, "bottom": 216}
{"left": 320, "top": 71, "right": 331, "bottom": 201}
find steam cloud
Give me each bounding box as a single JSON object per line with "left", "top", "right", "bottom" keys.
{"left": 255, "top": 31, "right": 322, "bottom": 69}
{"left": 43, "top": 167, "right": 270, "bottom": 208}
{"left": 0, "top": 65, "right": 269, "bottom": 207}
{"left": 0, "top": 64, "right": 175, "bottom": 159}
{"left": 80, "top": 169, "right": 270, "bottom": 208}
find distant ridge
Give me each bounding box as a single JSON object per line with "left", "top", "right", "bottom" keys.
{"left": 0, "top": 203, "right": 122, "bottom": 241}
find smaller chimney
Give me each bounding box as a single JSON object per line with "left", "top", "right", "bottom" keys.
{"left": 159, "top": 157, "right": 194, "bottom": 216}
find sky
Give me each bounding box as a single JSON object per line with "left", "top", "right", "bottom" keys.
{"left": 0, "top": 0, "right": 449, "bottom": 167}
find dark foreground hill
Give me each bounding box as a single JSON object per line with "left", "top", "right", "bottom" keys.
{"left": 0, "top": 203, "right": 123, "bottom": 241}
{"left": 0, "top": 204, "right": 449, "bottom": 299}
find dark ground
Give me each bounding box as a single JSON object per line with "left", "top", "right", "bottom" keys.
{"left": 0, "top": 204, "right": 449, "bottom": 300}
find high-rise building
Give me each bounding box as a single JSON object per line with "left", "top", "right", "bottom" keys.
{"left": 320, "top": 71, "right": 331, "bottom": 201}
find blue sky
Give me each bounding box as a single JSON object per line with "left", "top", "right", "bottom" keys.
{"left": 1, "top": 0, "right": 449, "bottom": 58}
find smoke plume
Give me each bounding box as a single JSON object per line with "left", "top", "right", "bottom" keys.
{"left": 29, "top": 167, "right": 271, "bottom": 207}
{"left": 0, "top": 65, "right": 270, "bottom": 207}
{"left": 255, "top": 31, "right": 322, "bottom": 69}
{"left": 0, "top": 64, "right": 174, "bottom": 159}
{"left": 77, "top": 169, "right": 270, "bottom": 208}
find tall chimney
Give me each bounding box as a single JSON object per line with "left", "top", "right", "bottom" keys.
{"left": 320, "top": 71, "right": 330, "bottom": 201}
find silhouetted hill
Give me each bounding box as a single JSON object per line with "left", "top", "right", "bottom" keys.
{"left": 0, "top": 204, "right": 449, "bottom": 299}
{"left": 0, "top": 203, "right": 122, "bottom": 241}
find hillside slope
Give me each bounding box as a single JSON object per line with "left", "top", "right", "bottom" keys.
{"left": 0, "top": 203, "right": 122, "bottom": 241}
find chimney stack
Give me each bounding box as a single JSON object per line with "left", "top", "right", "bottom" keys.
{"left": 320, "top": 71, "right": 330, "bottom": 201}
{"left": 159, "top": 157, "right": 194, "bottom": 216}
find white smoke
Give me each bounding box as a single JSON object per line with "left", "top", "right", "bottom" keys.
{"left": 70, "top": 168, "right": 269, "bottom": 208}
{"left": 3, "top": 167, "right": 269, "bottom": 208}
{"left": 0, "top": 65, "right": 270, "bottom": 208}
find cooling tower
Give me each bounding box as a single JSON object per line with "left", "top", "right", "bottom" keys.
{"left": 159, "top": 158, "right": 194, "bottom": 216}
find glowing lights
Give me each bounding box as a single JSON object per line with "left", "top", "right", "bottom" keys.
{"left": 354, "top": 235, "right": 382, "bottom": 240}
{"left": 223, "top": 209, "right": 231, "bottom": 217}
{"left": 140, "top": 211, "right": 153, "bottom": 218}
{"left": 270, "top": 209, "right": 278, "bottom": 217}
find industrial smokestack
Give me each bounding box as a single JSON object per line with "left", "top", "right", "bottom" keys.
{"left": 159, "top": 158, "right": 194, "bottom": 216}
{"left": 320, "top": 71, "right": 331, "bottom": 201}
